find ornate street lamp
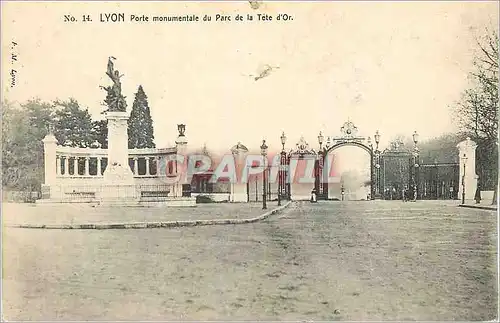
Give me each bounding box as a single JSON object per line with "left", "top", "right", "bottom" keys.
{"left": 278, "top": 132, "right": 287, "bottom": 206}
{"left": 374, "top": 130, "right": 380, "bottom": 152}
{"left": 318, "top": 131, "right": 324, "bottom": 150}
{"left": 412, "top": 130, "right": 419, "bottom": 146}
{"left": 412, "top": 131, "right": 420, "bottom": 201}
{"left": 260, "top": 139, "right": 268, "bottom": 210}
{"left": 280, "top": 131, "right": 287, "bottom": 152}
{"left": 373, "top": 130, "right": 381, "bottom": 198}
{"left": 317, "top": 131, "right": 326, "bottom": 199}
{"left": 462, "top": 153, "right": 467, "bottom": 205}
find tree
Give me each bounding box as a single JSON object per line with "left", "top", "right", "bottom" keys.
{"left": 128, "top": 85, "right": 155, "bottom": 149}
{"left": 453, "top": 29, "right": 498, "bottom": 204}
{"left": 2, "top": 99, "right": 54, "bottom": 190}
{"left": 418, "top": 133, "right": 462, "bottom": 164}
{"left": 53, "top": 99, "right": 95, "bottom": 148}
{"left": 92, "top": 119, "right": 108, "bottom": 149}
{"left": 2, "top": 98, "right": 109, "bottom": 191}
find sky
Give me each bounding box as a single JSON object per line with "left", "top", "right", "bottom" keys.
{"left": 2, "top": 1, "right": 498, "bottom": 155}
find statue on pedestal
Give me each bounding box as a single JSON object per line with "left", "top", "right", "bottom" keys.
{"left": 100, "top": 56, "right": 127, "bottom": 112}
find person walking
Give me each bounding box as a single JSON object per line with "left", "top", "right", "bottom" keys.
{"left": 475, "top": 178, "right": 481, "bottom": 204}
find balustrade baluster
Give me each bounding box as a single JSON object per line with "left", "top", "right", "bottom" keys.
{"left": 73, "top": 157, "right": 78, "bottom": 176}
{"left": 56, "top": 155, "right": 61, "bottom": 176}
{"left": 64, "top": 156, "right": 69, "bottom": 176}
{"left": 145, "top": 156, "right": 151, "bottom": 176}
{"left": 85, "top": 157, "right": 90, "bottom": 176}
{"left": 133, "top": 157, "right": 138, "bottom": 175}
{"left": 97, "top": 157, "right": 102, "bottom": 176}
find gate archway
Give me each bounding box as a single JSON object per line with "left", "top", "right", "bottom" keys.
{"left": 279, "top": 120, "right": 421, "bottom": 201}
{"left": 316, "top": 121, "right": 376, "bottom": 200}
{"left": 287, "top": 136, "right": 317, "bottom": 200}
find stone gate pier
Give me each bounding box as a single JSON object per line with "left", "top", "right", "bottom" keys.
{"left": 457, "top": 137, "right": 479, "bottom": 202}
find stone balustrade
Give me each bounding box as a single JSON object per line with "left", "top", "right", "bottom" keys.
{"left": 54, "top": 146, "right": 178, "bottom": 179}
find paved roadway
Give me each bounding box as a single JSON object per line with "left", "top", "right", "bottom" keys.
{"left": 3, "top": 201, "right": 497, "bottom": 320}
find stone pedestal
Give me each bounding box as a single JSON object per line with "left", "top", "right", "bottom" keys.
{"left": 230, "top": 142, "right": 249, "bottom": 202}
{"left": 457, "top": 138, "right": 478, "bottom": 201}
{"left": 171, "top": 124, "right": 188, "bottom": 197}
{"left": 101, "top": 111, "right": 135, "bottom": 203}
{"left": 41, "top": 133, "right": 58, "bottom": 199}
{"left": 103, "top": 111, "right": 134, "bottom": 184}
{"left": 231, "top": 187, "right": 248, "bottom": 202}
{"left": 99, "top": 184, "right": 138, "bottom": 204}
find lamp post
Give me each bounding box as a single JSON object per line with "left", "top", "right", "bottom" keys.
{"left": 318, "top": 131, "right": 324, "bottom": 151}
{"left": 374, "top": 130, "right": 380, "bottom": 152}
{"left": 412, "top": 131, "right": 419, "bottom": 201}
{"left": 317, "top": 131, "right": 325, "bottom": 198}
{"left": 261, "top": 139, "right": 268, "bottom": 210}
{"left": 462, "top": 153, "right": 467, "bottom": 205}
{"left": 374, "top": 130, "right": 381, "bottom": 198}
{"left": 278, "top": 131, "right": 287, "bottom": 206}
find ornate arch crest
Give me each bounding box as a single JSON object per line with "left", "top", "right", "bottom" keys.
{"left": 324, "top": 120, "right": 372, "bottom": 150}
{"left": 340, "top": 120, "right": 358, "bottom": 138}
{"left": 290, "top": 136, "right": 316, "bottom": 156}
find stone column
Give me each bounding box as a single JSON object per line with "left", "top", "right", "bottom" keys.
{"left": 56, "top": 155, "right": 61, "bottom": 176}
{"left": 97, "top": 157, "right": 102, "bottom": 176}
{"left": 42, "top": 133, "right": 58, "bottom": 185}
{"left": 173, "top": 124, "right": 188, "bottom": 197}
{"left": 154, "top": 156, "right": 160, "bottom": 176}
{"left": 73, "top": 157, "right": 79, "bottom": 176}
{"left": 231, "top": 143, "right": 249, "bottom": 202}
{"left": 133, "top": 157, "right": 138, "bottom": 175}
{"left": 64, "top": 156, "right": 69, "bottom": 176}
{"left": 103, "top": 111, "right": 134, "bottom": 183}
{"left": 145, "top": 157, "right": 150, "bottom": 176}
{"left": 457, "top": 137, "right": 478, "bottom": 201}
{"left": 85, "top": 157, "right": 90, "bottom": 176}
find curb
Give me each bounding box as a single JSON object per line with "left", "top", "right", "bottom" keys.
{"left": 14, "top": 201, "right": 293, "bottom": 230}
{"left": 458, "top": 204, "right": 497, "bottom": 211}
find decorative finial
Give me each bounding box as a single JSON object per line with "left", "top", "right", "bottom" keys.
{"left": 177, "top": 124, "right": 186, "bottom": 137}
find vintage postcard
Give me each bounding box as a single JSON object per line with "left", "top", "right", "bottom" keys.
{"left": 1, "top": 1, "right": 498, "bottom": 321}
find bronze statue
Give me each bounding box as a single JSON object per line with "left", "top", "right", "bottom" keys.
{"left": 100, "top": 56, "right": 127, "bottom": 112}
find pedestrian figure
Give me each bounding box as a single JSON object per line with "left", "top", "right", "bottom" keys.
{"left": 475, "top": 178, "right": 481, "bottom": 204}
{"left": 310, "top": 189, "right": 317, "bottom": 203}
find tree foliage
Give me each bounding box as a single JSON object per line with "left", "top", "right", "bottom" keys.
{"left": 418, "top": 133, "right": 462, "bottom": 164}
{"left": 2, "top": 99, "right": 107, "bottom": 191}
{"left": 128, "top": 85, "right": 155, "bottom": 149}
{"left": 54, "top": 99, "right": 95, "bottom": 148}
{"left": 92, "top": 119, "right": 108, "bottom": 149}
{"left": 2, "top": 100, "right": 53, "bottom": 190}
{"left": 453, "top": 29, "right": 499, "bottom": 201}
